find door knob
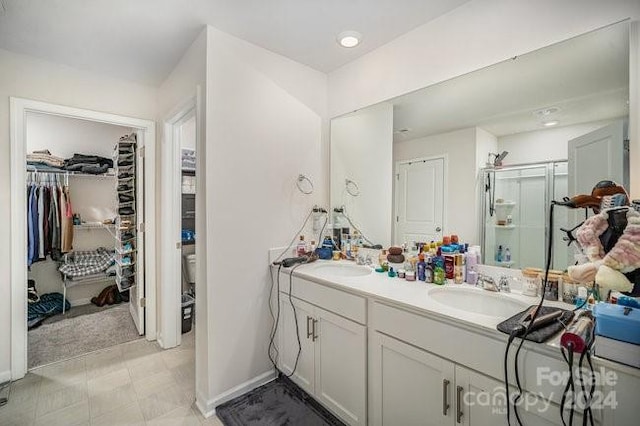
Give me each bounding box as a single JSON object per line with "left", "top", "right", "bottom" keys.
{"left": 435, "top": 226, "right": 442, "bottom": 232}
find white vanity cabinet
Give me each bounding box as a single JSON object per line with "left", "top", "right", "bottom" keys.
{"left": 369, "top": 331, "right": 455, "bottom": 426}
{"left": 277, "top": 273, "right": 367, "bottom": 426}
{"left": 370, "top": 331, "right": 569, "bottom": 426}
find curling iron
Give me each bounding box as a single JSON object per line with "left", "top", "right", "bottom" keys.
{"left": 561, "top": 311, "right": 595, "bottom": 354}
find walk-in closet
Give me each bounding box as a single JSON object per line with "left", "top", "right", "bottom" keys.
{"left": 25, "top": 112, "right": 146, "bottom": 368}
{"left": 180, "top": 115, "right": 196, "bottom": 336}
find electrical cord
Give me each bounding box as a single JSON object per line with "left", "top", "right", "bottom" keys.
{"left": 560, "top": 344, "right": 576, "bottom": 426}
{"left": 506, "top": 203, "right": 556, "bottom": 425}
{"left": 267, "top": 265, "right": 283, "bottom": 369}
{"left": 272, "top": 207, "right": 315, "bottom": 265}
{"left": 339, "top": 206, "right": 375, "bottom": 246}
{"left": 267, "top": 262, "right": 308, "bottom": 378}
{"left": 503, "top": 331, "right": 519, "bottom": 425}
{"left": 283, "top": 263, "right": 305, "bottom": 378}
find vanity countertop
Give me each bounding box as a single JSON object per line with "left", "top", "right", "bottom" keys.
{"left": 274, "top": 260, "right": 640, "bottom": 377}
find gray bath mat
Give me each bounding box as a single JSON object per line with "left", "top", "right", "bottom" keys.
{"left": 216, "top": 375, "right": 346, "bottom": 426}
{"left": 28, "top": 303, "right": 141, "bottom": 368}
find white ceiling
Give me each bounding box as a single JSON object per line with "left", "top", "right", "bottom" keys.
{"left": 0, "top": 0, "right": 470, "bottom": 86}
{"left": 391, "top": 22, "right": 629, "bottom": 141}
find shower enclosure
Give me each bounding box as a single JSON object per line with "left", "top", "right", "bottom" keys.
{"left": 480, "top": 161, "right": 570, "bottom": 271}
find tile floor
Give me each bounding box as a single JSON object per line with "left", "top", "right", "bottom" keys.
{"left": 0, "top": 331, "right": 224, "bottom": 426}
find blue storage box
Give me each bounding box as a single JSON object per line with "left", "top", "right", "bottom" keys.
{"left": 594, "top": 303, "right": 640, "bottom": 345}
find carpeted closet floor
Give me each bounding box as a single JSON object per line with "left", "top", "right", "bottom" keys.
{"left": 28, "top": 304, "right": 141, "bottom": 368}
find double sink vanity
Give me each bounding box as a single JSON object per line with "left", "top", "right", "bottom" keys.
{"left": 272, "top": 261, "right": 639, "bottom": 426}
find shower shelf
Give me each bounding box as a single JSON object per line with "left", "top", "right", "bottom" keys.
{"left": 494, "top": 224, "right": 516, "bottom": 229}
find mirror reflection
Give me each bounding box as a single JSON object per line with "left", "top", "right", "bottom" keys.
{"left": 330, "top": 22, "right": 630, "bottom": 271}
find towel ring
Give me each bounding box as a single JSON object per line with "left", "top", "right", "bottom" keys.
{"left": 296, "top": 174, "right": 314, "bottom": 195}
{"left": 345, "top": 179, "right": 360, "bottom": 197}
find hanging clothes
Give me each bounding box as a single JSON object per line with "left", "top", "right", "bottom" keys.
{"left": 26, "top": 174, "right": 73, "bottom": 264}
{"left": 62, "top": 186, "right": 74, "bottom": 253}
{"left": 38, "top": 186, "right": 45, "bottom": 259}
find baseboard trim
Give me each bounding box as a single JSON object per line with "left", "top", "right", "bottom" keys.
{"left": 195, "top": 369, "right": 277, "bottom": 418}
{"left": 0, "top": 370, "right": 11, "bottom": 384}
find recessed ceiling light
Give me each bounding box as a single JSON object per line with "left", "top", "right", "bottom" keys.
{"left": 534, "top": 107, "right": 560, "bottom": 117}
{"left": 337, "top": 31, "right": 362, "bottom": 48}
{"left": 543, "top": 120, "right": 559, "bottom": 127}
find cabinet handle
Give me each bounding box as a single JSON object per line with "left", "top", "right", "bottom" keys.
{"left": 456, "top": 385, "right": 463, "bottom": 424}
{"left": 312, "top": 319, "right": 318, "bottom": 341}
{"left": 306, "top": 316, "right": 313, "bottom": 339}
{"left": 442, "top": 379, "right": 450, "bottom": 415}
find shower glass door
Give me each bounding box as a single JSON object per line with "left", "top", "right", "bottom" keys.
{"left": 482, "top": 161, "right": 569, "bottom": 271}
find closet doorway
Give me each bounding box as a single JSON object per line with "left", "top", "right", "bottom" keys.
{"left": 160, "top": 98, "right": 198, "bottom": 349}
{"left": 10, "top": 98, "right": 157, "bottom": 378}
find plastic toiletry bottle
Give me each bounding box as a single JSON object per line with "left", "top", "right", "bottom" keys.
{"left": 460, "top": 246, "right": 467, "bottom": 282}
{"left": 417, "top": 253, "right": 426, "bottom": 281}
{"left": 425, "top": 257, "right": 434, "bottom": 283}
{"left": 504, "top": 247, "right": 511, "bottom": 263}
{"left": 379, "top": 249, "right": 387, "bottom": 266}
{"left": 296, "top": 235, "right": 307, "bottom": 256}
{"left": 450, "top": 234, "right": 460, "bottom": 252}
{"left": 466, "top": 250, "right": 478, "bottom": 285}
{"left": 495, "top": 245, "right": 503, "bottom": 263}
{"left": 454, "top": 254, "right": 463, "bottom": 284}
{"left": 433, "top": 252, "right": 445, "bottom": 285}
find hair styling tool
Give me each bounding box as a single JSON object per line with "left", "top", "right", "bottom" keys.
{"left": 560, "top": 311, "right": 595, "bottom": 354}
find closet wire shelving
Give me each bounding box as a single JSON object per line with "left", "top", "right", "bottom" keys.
{"left": 26, "top": 171, "right": 119, "bottom": 314}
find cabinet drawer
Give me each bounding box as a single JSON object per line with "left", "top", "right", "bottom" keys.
{"left": 279, "top": 273, "right": 366, "bottom": 324}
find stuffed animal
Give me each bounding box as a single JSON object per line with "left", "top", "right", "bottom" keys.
{"left": 568, "top": 208, "right": 640, "bottom": 293}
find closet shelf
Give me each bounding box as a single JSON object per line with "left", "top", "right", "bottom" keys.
{"left": 26, "top": 168, "right": 116, "bottom": 179}
{"left": 493, "top": 224, "right": 516, "bottom": 229}
{"left": 74, "top": 223, "right": 115, "bottom": 230}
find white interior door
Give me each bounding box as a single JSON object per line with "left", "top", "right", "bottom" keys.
{"left": 130, "top": 134, "right": 145, "bottom": 334}
{"left": 395, "top": 157, "right": 444, "bottom": 245}
{"left": 568, "top": 120, "right": 625, "bottom": 197}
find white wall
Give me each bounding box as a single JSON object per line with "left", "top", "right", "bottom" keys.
{"left": 327, "top": 0, "right": 640, "bottom": 198}
{"left": 0, "top": 47, "right": 157, "bottom": 382}
{"left": 181, "top": 116, "right": 197, "bottom": 150}
{"left": 394, "top": 127, "right": 483, "bottom": 244}
{"left": 156, "top": 28, "right": 208, "bottom": 407}
{"left": 328, "top": 0, "right": 640, "bottom": 117}
{"left": 202, "top": 26, "right": 327, "bottom": 411}
{"left": 331, "top": 103, "right": 393, "bottom": 246}
{"left": 497, "top": 119, "right": 618, "bottom": 165}
{"left": 26, "top": 112, "right": 130, "bottom": 158}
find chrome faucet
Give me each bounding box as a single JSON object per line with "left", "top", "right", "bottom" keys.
{"left": 477, "top": 274, "right": 499, "bottom": 292}
{"left": 498, "top": 275, "right": 511, "bottom": 293}
{"left": 477, "top": 274, "right": 511, "bottom": 292}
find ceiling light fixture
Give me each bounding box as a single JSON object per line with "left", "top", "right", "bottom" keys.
{"left": 534, "top": 107, "right": 560, "bottom": 117}
{"left": 543, "top": 120, "right": 559, "bottom": 127}
{"left": 337, "top": 31, "right": 362, "bottom": 48}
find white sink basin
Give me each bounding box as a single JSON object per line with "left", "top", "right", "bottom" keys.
{"left": 428, "top": 287, "right": 527, "bottom": 318}
{"left": 309, "top": 262, "right": 373, "bottom": 277}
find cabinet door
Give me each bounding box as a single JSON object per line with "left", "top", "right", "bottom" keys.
{"left": 370, "top": 332, "right": 454, "bottom": 426}
{"left": 279, "top": 294, "right": 315, "bottom": 395}
{"left": 314, "top": 307, "right": 367, "bottom": 426}
{"left": 455, "top": 366, "right": 563, "bottom": 426}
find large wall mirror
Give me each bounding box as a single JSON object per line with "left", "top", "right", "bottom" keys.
{"left": 330, "top": 21, "right": 630, "bottom": 271}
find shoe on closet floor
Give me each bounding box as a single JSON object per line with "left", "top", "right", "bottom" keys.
{"left": 91, "top": 285, "right": 112, "bottom": 307}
